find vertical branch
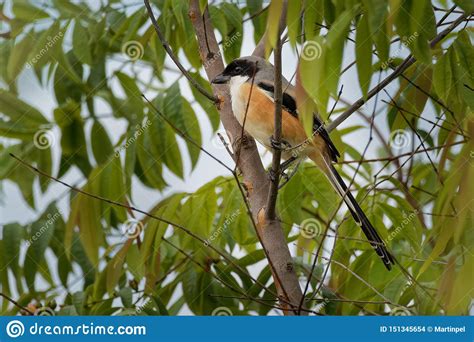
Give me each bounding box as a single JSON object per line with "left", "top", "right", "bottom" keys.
{"left": 188, "top": 0, "right": 305, "bottom": 315}
{"left": 265, "top": 34, "right": 283, "bottom": 220}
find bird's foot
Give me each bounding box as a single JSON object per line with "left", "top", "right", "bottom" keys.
{"left": 278, "top": 159, "right": 302, "bottom": 190}
{"left": 270, "top": 137, "right": 291, "bottom": 151}
{"left": 268, "top": 168, "right": 278, "bottom": 182}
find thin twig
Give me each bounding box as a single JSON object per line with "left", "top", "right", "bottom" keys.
{"left": 335, "top": 140, "right": 467, "bottom": 165}
{"left": 327, "top": 12, "right": 471, "bottom": 132}
{"left": 9, "top": 153, "right": 281, "bottom": 302}
{"left": 142, "top": 94, "right": 233, "bottom": 172}
{"left": 0, "top": 293, "right": 34, "bottom": 315}
{"left": 143, "top": 0, "right": 218, "bottom": 103}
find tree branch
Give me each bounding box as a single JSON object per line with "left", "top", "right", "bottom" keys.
{"left": 144, "top": 0, "right": 218, "bottom": 103}
{"left": 9, "top": 154, "right": 277, "bottom": 301}
{"left": 0, "top": 292, "right": 34, "bottom": 315}
{"left": 326, "top": 11, "right": 472, "bottom": 132}
{"left": 188, "top": 0, "right": 305, "bottom": 315}
{"left": 265, "top": 34, "right": 283, "bottom": 220}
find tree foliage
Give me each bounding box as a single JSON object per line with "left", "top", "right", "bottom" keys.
{"left": 0, "top": 0, "right": 472, "bottom": 316}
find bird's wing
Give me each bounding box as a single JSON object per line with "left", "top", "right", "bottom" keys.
{"left": 256, "top": 81, "right": 340, "bottom": 161}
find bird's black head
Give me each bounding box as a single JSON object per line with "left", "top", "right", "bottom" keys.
{"left": 211, "top": 58, "right": 259, "bottom": 84}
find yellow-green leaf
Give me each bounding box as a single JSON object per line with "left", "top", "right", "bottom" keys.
{"left": 355, "top": 15, "right": 372, "bottom": 99}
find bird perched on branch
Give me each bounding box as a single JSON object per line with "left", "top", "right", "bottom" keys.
{"left": 212, "top": 56, "right": 394, "bottom": 270}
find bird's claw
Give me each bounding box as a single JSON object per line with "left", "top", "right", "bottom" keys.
{"left": 268, "top": 169, "right": 278, "bottom": 182}
{"left": 270, "top": 137, "right": 291, "bottom": 151}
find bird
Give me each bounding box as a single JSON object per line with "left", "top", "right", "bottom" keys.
{"left": 211, "top": 55, "right": 395, "bottom": 270}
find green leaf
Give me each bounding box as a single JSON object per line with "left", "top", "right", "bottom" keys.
{"left": 363, "top": 0, "right": 389, "bottom": 62}
{"left": 126, "top": 243, "right": 145, "bottom": 280}
{"left": 304, "top": 0, "right": 323, "bottom": 40}
{"left": 72, "top": 291, "right": 86, "bottom": 315}
{"left": 220, "top": 3, "right": 243, "bottom": 62}
{"left": 116, "top": 72, "right": 144, "bottom": 121}
{"left": 355, "top": 15, "right": 372, "bottom": 99}
{"left": 264, "top": 0, "right": 283, "bottom": 56}
{"left": 208, "top": 7, "right": 228, "bottom": 38}
{"left": 247, "top": 0, "right": 267, "bottom": 43}
{"left": 325, "top": 7, "right": 356, "bottom": 95}
{"left": 189, "top": 72, "right": 220, "bottom": 131}
{"left": 286, "top": 0, "right": 301, "bottom": 47}
{"left": 74, "top": 179, "right": 103, "bottom": 265}
{"left": 181, "top": 98, "right": 202, "bottom": 168}
{"left": 53, "top": 51, "right": 83, "bottom": 105}
{"left": 12, "top": 2, "right": 49, "bottom": 21}
{"left": 397, "top": 63, "right": 432, "bottom": 117}
{"left": 0, "top": 89, "right": 49, "bottom": 125}
{"left": 141, "top": 195, "right": 183, "bottom": 292}
{"left": 53, "top": 0, "right": 89, "bottom": 19}
{"left": 0, "top": 119, "right": 38, "bottom": 140}
{"left": 35, "top": 147, "right": 52, "bottom": 192}
{"left": 54, "top": 46, "right": 83, "bottom": 85}
{"left": 100, "top": 155, "right": 127, "bottom": 222}
{"left": 2, "top": 223, "right": 24, "bottom": 278}
{"left": 106, "top": 240, "right": 132, "bottom": 295}
{"left": 299, "top": 35, "right": 329, "bottom": 119}
{"left": 22, "top": 205, "right": 58, "bottom": 289}
{"left": 135, "top": 126, "right": 166, "bottom": 190}
{"left": 7, "top": 30, "right": 35, "bottom": 81}
{"left": 70, "top": 233, "right": 95, "bottom": 286}
{"left": 199, "top": 0, "right": 208, "bottom": 13}
{"left": 180, "top": 184, "right": 217, "bottom": 249}
{"left": 72, "top": 20, "right": 92, "bottom": 65}
{"left": 409, "top": 0, "right": 435, "bottom": 64}
{"left": 453, "top": 0, "right": 474, "bottom": 13}
{"left": 91, "top": 120, "right": 114, "bottom": 165}
{"left": 394, "top": 0, "right": 411, "bottom": 40}
{"left": 433, "top": 50, "right": 453, "bottom": 103}
{"left": 28, "top": 22, "right": 62, "bottom": 71}
{"left": 171, "top": 0, "right": 186, "bottom": 27}
{"left": 149, "top": 113, "right": 183, "bottom": 179}
{"left": 119, "top": 287, "right": 133, "bottom": 308}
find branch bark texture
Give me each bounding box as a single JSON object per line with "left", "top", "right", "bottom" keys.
{"left": 188, "top": 0, "right": 304, "bottom": 315}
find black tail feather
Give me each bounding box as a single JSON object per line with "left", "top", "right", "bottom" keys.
{"left": 328, "top": 165, "right": 395, "bottom": 270}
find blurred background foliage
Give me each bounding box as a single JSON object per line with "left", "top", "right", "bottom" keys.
{"left": 0, "top": 0, "right": 472, "bottom": 316}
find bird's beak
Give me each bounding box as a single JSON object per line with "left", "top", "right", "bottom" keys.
{"left": 211, "top": 73, "right": 230, "bottom": 84}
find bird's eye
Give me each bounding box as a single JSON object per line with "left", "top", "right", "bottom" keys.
{"left": 234, "top": 66, "right": 243, "bottom": 73}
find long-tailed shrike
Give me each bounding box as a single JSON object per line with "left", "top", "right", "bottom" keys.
{"left": 212, "top": 56, "right": 394, "bottom": 270}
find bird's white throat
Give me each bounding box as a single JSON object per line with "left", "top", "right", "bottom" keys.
{"left": 228, "top": 75, "right": 249, "bottom": 125}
